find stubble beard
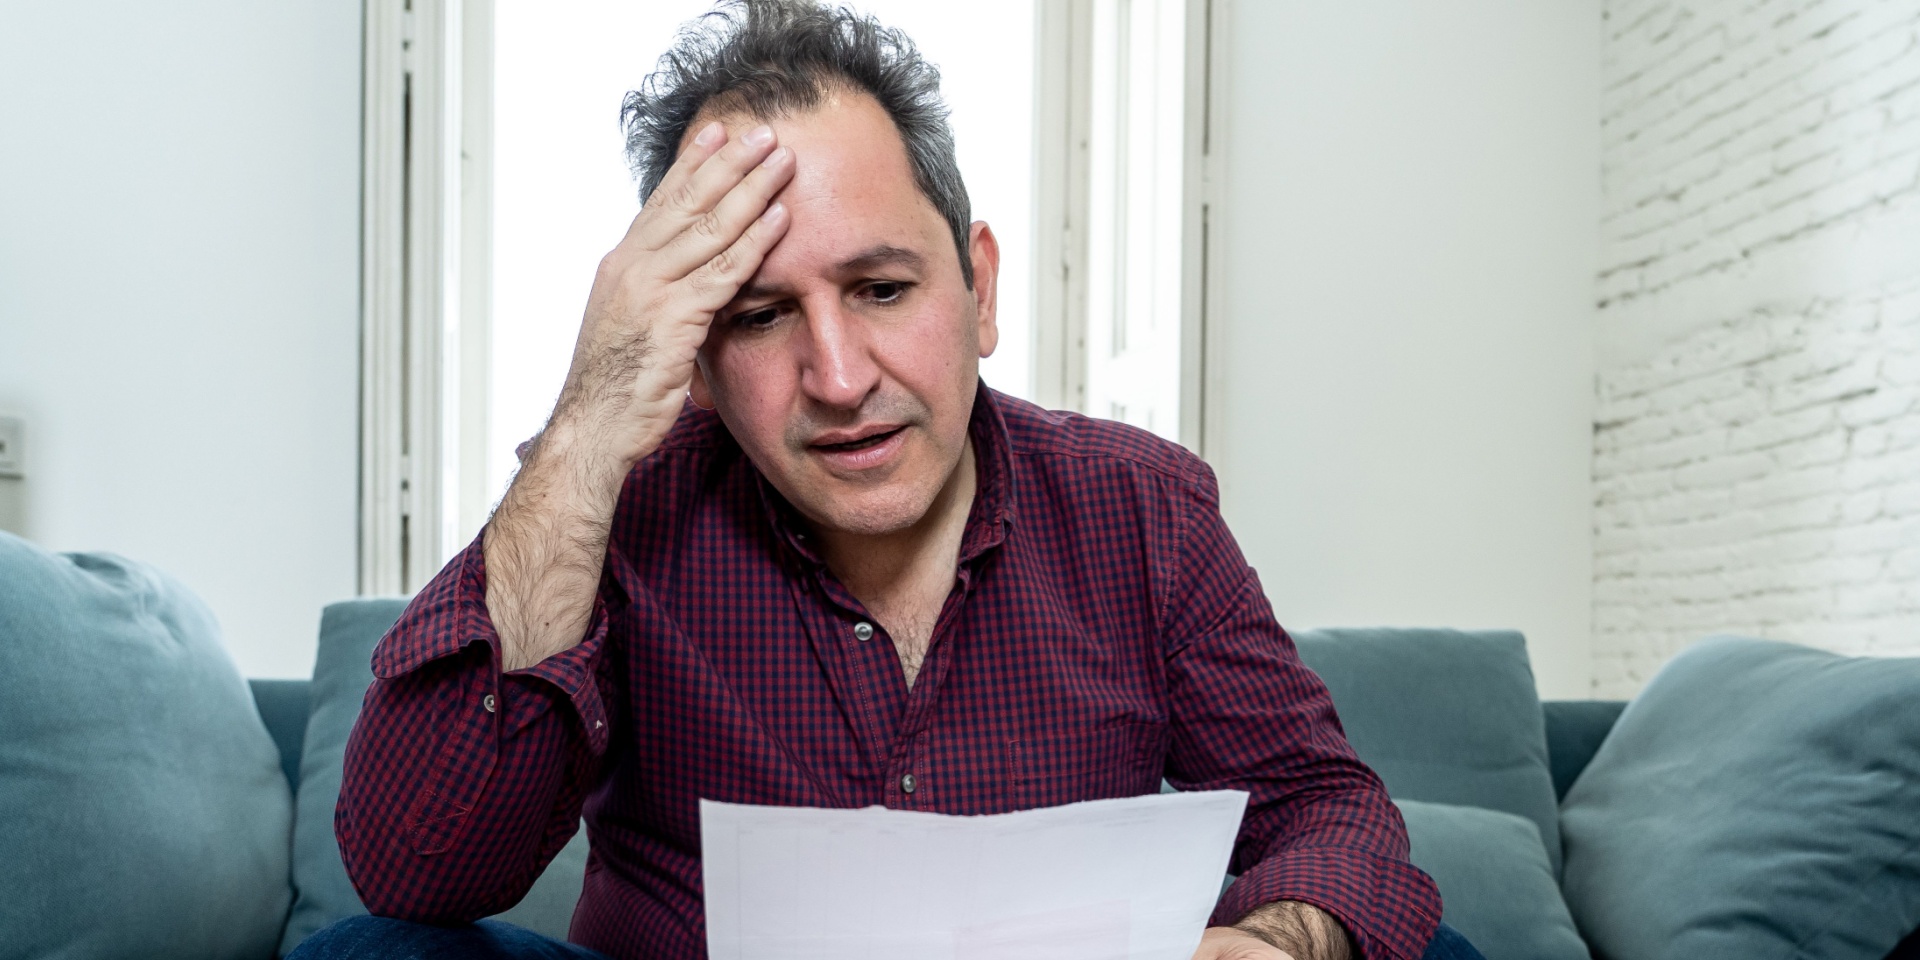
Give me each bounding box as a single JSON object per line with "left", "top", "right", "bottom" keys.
{"left": 780, "top": 391, "right": 962, "bottom": 538}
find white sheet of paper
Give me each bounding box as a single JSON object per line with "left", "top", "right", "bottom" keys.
{"left": 701, "top": 790, "right": 1248, "bottom": 960}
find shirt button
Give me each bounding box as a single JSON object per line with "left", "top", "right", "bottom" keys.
{"left": 900, "top": 773, "right": 917, "bottom": 794}
{"left": 853, "top": 621, "right": 875, "bottom": 642}
{"left": 482, "top": 694, "right": 497, "bottom": 713}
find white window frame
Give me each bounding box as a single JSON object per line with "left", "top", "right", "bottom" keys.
{"left": 1032, "top": 0, "right": 1217, "bottom": 452}
{"left": 356, "top": 0, "right": 1221, "bottom": 591}
{"left": 1196, "top": 0, "right": 1230, "bottom": 459}
{"left": 357, "top": 0, "right": 492, "bottom": 594}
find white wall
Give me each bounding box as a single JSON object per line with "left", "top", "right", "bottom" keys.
{"left": 1208, "top": 0, "right": 1602, "bottom": 697}
{"left": 0, "top": 0, "right": 363, "bottom": 677}
{"left": 1591, "top": 0, "right": 1920, "bottom": 696}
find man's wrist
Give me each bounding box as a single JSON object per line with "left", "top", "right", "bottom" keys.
{"left": 523, "top": 413, "right": 643, "bottom": 508}
{"left": 483, "top": 413, "right": 638, "bottom": 675}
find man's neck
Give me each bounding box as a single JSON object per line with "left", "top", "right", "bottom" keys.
{"left": 815, "top": 440, "right": 978, "bottom": 608}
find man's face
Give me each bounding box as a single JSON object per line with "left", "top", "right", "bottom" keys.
{"left": 688, "top": 91, "right": 999, "bottom": 538}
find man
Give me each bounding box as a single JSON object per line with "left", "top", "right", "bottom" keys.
{"left": 299, "top": 3, "right": 1479, "bottom": 959}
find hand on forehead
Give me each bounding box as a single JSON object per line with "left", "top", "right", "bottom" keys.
{"left": 684, "top": 92, "right": 956, "bottom": 281}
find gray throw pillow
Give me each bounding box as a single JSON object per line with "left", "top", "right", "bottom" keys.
{"left": 1292, "top": 628, "right": 1563, "bottom": 875}
{"left": 280, "top": 598, "right": 590, "bottom": 954}
{"left": 0, "top": 532, "right": 293, "bottom": 960}
{"left": 1560, "top": 637, "right": 1920, "bottom": 960}
{"left": 1395, "top": 800, "right": 1589, "bottom": 960}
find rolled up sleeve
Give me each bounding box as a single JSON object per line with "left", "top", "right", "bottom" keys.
{"left": 335, "top": 533, "right": 627, "bottom": 922}
{"left": 1160, "top": 467, "right": 1440, "bottom": 960}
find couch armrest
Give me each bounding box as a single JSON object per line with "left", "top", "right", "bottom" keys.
{"left": 1543, "top": 700, "right": 1626, "bottom": 801}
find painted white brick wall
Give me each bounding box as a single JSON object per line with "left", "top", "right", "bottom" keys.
{"left": 1594, "top": 0, "right": 1920, "bottom": 696}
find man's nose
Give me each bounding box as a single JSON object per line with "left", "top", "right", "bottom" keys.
{"left": 795, "top": 298, "right": 880, "bottom": 410}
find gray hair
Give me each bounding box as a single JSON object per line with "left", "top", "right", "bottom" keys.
{"left": 621, "top": 0, "right": 975, "bottom": 287}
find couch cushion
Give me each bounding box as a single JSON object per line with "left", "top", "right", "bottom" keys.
{"left": 1395, "top": 800, "right": 1588, "bottom": 960}
{"left": 0, "top": 532, "right": 292, "bottom": 960}
{"left": 1541, "top": 701, "right": 1625, "bottom": 802}
{"left": 1291, "top": 628, "right": 1562, "bottom": 875}
{"left": 280, "top": 598, "right": 590, "bottom": 954}
{"left": 250, "top": 677, "right": 311, "bottom": 791}
{"left": 1560, "top": 637, "right": 1920, "bottom": 960}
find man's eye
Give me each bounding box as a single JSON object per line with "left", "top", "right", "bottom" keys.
{"left": 866, "top": 281, "right": 909, "bottom": 303}
{"left": 732, "top": 308, "right": 778, "bottom": 329}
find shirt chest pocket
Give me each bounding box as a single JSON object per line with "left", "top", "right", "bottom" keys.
{"left": 1007, "top": 720, "right": 1163, "bottom": 810}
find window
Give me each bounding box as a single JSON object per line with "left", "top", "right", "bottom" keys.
{"left": 1081, "top": 0, "right": 1199, "bottom": 442}
{"left": 356, "top": 0, "right": 1209, "bottom": 593}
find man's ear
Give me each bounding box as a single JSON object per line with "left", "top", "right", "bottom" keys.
{"left": 968, "top": 220, "right": 1001, "bottom": 358}
{"left": 688, "top": 356, "right": 716, "bottom": 410}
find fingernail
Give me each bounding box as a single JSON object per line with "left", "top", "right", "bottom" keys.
{"left": 762, "top": 146, "right": 789, "bottom": 167}
{"left": 695, "top": 122, "right": 724, "bottom": 147}
{"left": 743, "top": 125, "right": 775, "bottom": 148}
{"left": 761, "top": 201, "right": 785, "bottom": 222}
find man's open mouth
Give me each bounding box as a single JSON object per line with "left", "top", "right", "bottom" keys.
{"left": 813, "top": 426, "right": 905, "bottom": 452}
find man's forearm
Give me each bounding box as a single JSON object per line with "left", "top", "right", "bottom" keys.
{"left": 482, "top": 120, "right": 796, "bottom": 672}
{"left": 1235, "top": 901, "right": 1355, "bottom": 960}
{"left": 484, "top": 420, "right": 632, "bottom": 673}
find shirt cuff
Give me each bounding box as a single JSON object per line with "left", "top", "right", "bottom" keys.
{"left": 503, "top": 595, "right": 612, "bottom": 753}
{"left": 370, "top": 538, "right": 499, "bottom": 680}
{"left": 369, "top": 533, "right": 624, "bottom": 756}
{"left": 1211, "top": 846, "right": 1441, "bottom": 960}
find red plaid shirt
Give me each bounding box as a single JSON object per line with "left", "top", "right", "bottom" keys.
{"left": 337, "top": 386, "right": 1440, "bottom": 960}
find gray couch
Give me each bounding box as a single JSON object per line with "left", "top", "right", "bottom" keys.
{"left": 252, "top": 603, "right": 1630, "bottom": 959}
{"left": 5, "top": 530, "right": 1916, "bottom": 960}
{"left": 258, "top": 609, "right": 1920, "bottom": 960}
{"left": 245, "top": 636, "right": 1625, "bottom": 955}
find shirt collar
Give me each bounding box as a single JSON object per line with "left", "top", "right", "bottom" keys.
{"left": 754, "top": 379, "right": 1017, "bottom": 569}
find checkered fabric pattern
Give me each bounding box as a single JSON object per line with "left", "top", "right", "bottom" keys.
{"left": 336, "top": 386, "right": 1441, "bottom": 960}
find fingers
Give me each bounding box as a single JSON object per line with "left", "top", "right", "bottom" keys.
{"left": 683, "top": 200, "right": 791, "bottom": 311}
{"left": 633, "top": 123, "right": 786, "bottom": 253}
{"left": 621, "top": 120, "right": 727, "bottom": 246}
{"left": 650, "top": 143, "right": 795, "bottom": 279}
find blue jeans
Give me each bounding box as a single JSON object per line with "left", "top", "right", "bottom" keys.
{"left": 285, "top": 917, "right": 613, "bottom": 960}
{"left": 1421, "top": 923, "right": 1486, "bottom": 960}
{"left": 289, "top": 915, "right": 1486, "bottom": 960}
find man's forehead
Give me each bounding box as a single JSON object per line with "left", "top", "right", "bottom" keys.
{"left": 707, "top": 94, "right": 951, "bottom": 290}
{"left": 677, "top": 86, "right": 886, "bottom": 157}
{"left": 677, "top": 92, "right": 925, "bottom": 212}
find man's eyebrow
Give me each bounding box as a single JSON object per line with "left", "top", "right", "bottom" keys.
{"left": 838, "top": 245, "right": 926, "bottom": 274}
{"left": 732, "top": 245, "right": 929, "bottom": 304}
